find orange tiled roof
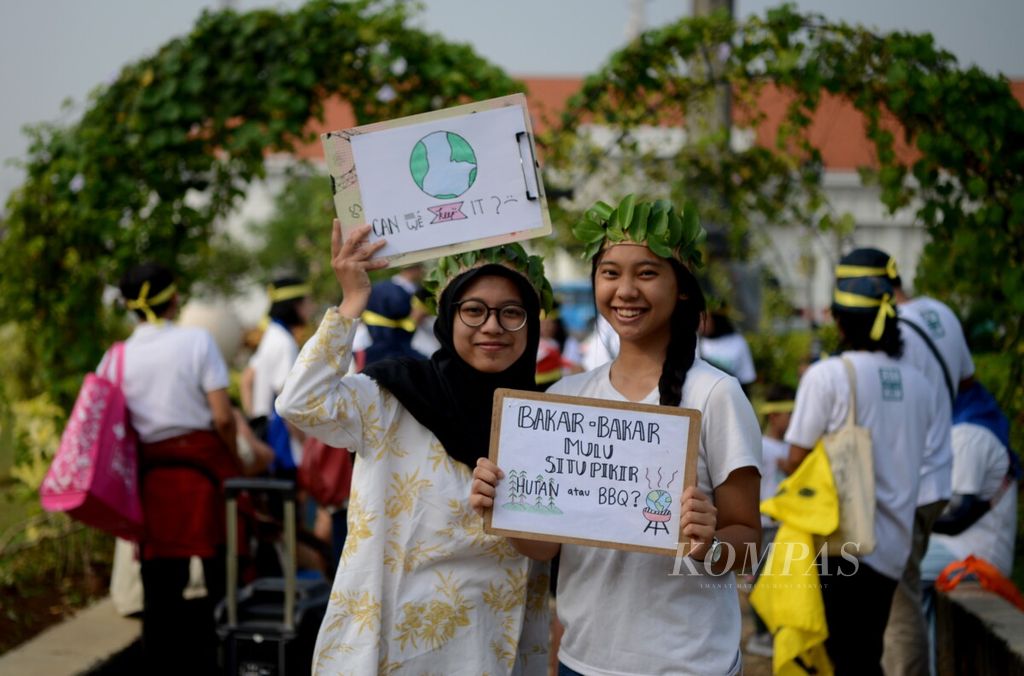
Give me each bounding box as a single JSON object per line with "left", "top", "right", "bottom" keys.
{"left": 291, "top": 77, "right": 1024, "bottom": 171}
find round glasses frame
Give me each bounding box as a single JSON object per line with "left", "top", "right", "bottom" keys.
{"left": 454, "top": 300, "right": 528, "bottom": 332}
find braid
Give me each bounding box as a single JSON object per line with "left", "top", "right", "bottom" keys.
{"left": 658, "top": 261, "right": 705, "bottom": 407}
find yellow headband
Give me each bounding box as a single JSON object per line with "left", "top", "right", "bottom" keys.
{"left": 835, "top": 257, "right": 898, "bottom": 281}
{"left": 126, "top": 281, "right": 176, "bottom": 323}
{"left": 268, "top": 283, "right": 311, "bottom": 303}
{"left": 833, "top": 290, "right": 896, "bottom": 340}
{"left": 759, "top": 401, "right": 795, "bottom": 415}
{"left": 361, "top": 310, "right": 417, "bottom": 333}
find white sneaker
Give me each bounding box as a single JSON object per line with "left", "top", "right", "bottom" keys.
{"left": 745, "top": 632, "right": 773, "bottom": 658}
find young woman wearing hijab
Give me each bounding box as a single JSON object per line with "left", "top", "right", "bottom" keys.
{"left": 275, "top": 222, "right": 552, "bottom": 675}
{"left": 473, "top": 196, "right": 763, "bottom": 676}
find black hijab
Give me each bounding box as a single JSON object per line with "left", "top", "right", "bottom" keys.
{"left": 362, "top": 264, "right": 542, "bottom": 468}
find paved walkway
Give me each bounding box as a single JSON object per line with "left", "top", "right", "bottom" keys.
{"left": 0, "top": 598, "right": 139, "bottom": 676}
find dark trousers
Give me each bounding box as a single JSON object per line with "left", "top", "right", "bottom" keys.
{"left": 821, "top": 557, "right": 898, "bottom": 676}
{"left": 141, "top": 554, "right": 225, "bottom": 676}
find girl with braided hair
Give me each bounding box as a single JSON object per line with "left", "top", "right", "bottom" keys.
{"left": 472, "top": 196, "right": 762, "bottom": 675}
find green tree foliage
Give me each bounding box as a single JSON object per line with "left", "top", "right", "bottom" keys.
{"left": 544, "top": 4, "right": 1024, "bottom": 412}
{"left": 0, "top": 0, "right": 519, "bottom": 406}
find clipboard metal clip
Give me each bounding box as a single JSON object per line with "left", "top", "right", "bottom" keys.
{"left": 515, "top": 131, "right": 541, "bottom": 201}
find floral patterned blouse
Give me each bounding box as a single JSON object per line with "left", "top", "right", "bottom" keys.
{"left": 276, "top": 310, "right": 550, "bottom": 675}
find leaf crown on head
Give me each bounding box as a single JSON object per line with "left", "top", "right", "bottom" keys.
{"left": 421, "top": 243, "right": 554, "bottom": 316}
{"left": 571, "top": 194, "right": 706, "bottom": 268}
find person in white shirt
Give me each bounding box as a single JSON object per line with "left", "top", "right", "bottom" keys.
{"left": 924, "top": 383, "right": 1018, "bottom": 580}
{"left": 921, "top": 383, "right": 1019, "bottom": 674}
{"left": 834, "top": 248, "right": 966, "bottom": 675}
{"left": 115, "top": 263, "right": 243, "bottom": 676}
{"left": 784, "top": 272, "right": 948, "bottom": 676}
{"left": 240, "top": 277, "right": 314, "bottom": 471}
{"left": 699, "top": 306, "right": 757, "bottom": 390}
{"left": 473, "top": 196, "right": 762, "bottom": 676}
{"left": 580, "top": 314, "right": 619, "bottom": 371}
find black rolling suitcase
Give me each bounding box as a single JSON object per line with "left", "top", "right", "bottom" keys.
{"left": 217, "top": 478, "right": 330, "bottom": 676}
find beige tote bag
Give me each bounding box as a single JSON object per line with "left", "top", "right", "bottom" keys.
{"left": 819, "top": 358, "right": 876, "bottom": 556}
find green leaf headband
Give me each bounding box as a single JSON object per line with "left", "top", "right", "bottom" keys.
{"left": 421, "top": 243, "right": 554, "bottom": 316}
{"left": 571, "top": 194, "right": 707, "bottom": 268}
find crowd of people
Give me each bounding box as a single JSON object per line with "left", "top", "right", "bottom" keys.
{"left": 102, "top": 194, "right": 1017, "bottom": 675}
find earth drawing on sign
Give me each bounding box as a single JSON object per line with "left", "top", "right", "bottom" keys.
{"left": 409, "top": 131, "right": 478, "bottom": 199}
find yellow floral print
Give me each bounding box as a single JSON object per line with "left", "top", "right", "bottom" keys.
{"left": 324, "top": 589, "right": 381, "bottom": 636}
{"left": 286, "top": 390, "right": 346, "bottom": 434}
{"left": 438, "top": 498, "right": 520, "bottom": 563}
{"left": 482, "top": 567, "right": 529, "bottom": 613}
{"left": 427, "top": 438, "right": 471, "bottom": 481}
{"left": 490, "top": 614, "right": 519, "bottom": 670}
{"left": 341, "top": 491, "right": 376, "bottom": 563}
{"left": 394, "top": 571, "right": 473, "bottom": 652}
{"left": 385, "top": 468, "right": 432, "bottom": 519}
{"left": 383, "top": 538, "right": 446, "bottom": 574}
{"left": 300, "top": 311, "right": 348, "bottom": 371}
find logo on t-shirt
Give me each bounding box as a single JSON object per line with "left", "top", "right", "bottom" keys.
{"left": 921, "top": 309, "right": 945, "bottom": 338}
{"left": 879, "top": 368, "right": 903, "bottom": 401}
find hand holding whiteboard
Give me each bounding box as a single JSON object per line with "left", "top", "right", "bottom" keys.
{"left": 321, "top": 94, "right": 551, "bottom": 268}
{"left": 485, "top": 389, "right": 700, "bottom": 556}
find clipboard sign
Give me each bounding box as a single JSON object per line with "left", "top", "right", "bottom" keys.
{"left": 321, "top": 93, "right": 552, "bottom": 269}
{"left": 484, "top": 389, "right": 701, "bottom": 557}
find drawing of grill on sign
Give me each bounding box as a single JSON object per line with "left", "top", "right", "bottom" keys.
{"left": 641, "top": 468, "right": 679, "bottom": 535}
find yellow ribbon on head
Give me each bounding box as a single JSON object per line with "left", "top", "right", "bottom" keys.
{"left": 126, "top": 281, "right": 176, "bottom": 324}
{"left": 835, "top": 257, "right": 899, "bottom": 281}
{"left": 267, "top": 283, "right": 312, "bottom": 303}
{"left": 833, "top": 290, "right": 896, "bottom": 340}
{"left": 361, "top": 310, "right": 417, "bottom": 333}
{"left": 411, "top": 294, "right": 430, "bottom": 315}
{"left": 759, "top": 400, "right": 795, "bottom": 415}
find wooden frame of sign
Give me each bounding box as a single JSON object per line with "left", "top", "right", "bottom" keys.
{"left": 321, "top": 93, "right": 552, "bottom": 269}
{"left": 484, "top": 388, "right": 701, "bottom": 556}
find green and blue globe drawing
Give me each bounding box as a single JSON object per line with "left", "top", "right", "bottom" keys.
{"left": 409, "top": 131, "right": 478, "bottom": 199}
{"left": 646, "top": 489, "right": 672, "bottom": 513}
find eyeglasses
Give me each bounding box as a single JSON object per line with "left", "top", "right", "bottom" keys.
{"left": 454, "top": 300, "right": 528, "bottom": 332}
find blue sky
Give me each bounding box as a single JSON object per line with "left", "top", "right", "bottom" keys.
{"left": 2, "top": 0, "right": 1021, "bottom": 205}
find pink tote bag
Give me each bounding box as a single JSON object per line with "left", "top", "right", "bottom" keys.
{"left": 40, "top": 342, "right": 143, "bottom": 540}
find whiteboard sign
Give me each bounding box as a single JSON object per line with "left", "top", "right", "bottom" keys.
{"left": 321, "top": 94, "right": 551, "bottom": 268}
{"left": 485, "top": 389, "right": 700, "bottom": 556}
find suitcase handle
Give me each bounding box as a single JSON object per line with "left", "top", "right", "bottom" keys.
{"left": 224, "top": 477, "right": 296, "bottom": 499}
{"left": 224, "top": 479, "right": 297, "bottom": 631}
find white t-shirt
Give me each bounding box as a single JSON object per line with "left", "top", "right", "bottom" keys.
{"left": 760, "top": 436, "right": 789, "bottom": 527}
{"left": 107, "top": 323, "right": 229, "bottom": 444}
{"left": 784, "top": 352, "right": 948, "bottom": 580}
{"left": 581, "top": 316, "right": 619, "bottom": 372}
{"left": 699, "top": 333, "right": 756, "bottom": 384}
{"left": 899, "top": 296, "right": 975, "bottom": 394}
{"left": 248, "top": 321, "right": 299, "bottom": 419}
{"left": 550, "top": 360, "right": 762, "bottom": 676}
{"left": 898, "top": 296, "right": 973, "bottom": 504}
{"left": 929, "top": 423, "right": 1017, "bottom": 576}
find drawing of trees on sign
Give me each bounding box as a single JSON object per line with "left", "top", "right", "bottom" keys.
{"left": 502, "top": 470, "right": 526, "bottom": 512}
